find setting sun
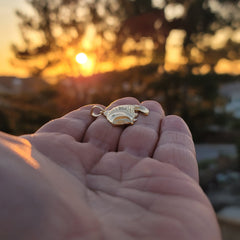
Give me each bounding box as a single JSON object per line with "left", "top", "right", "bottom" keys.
{"left": 76, "top": 52, "right": 88, "bottom": 64}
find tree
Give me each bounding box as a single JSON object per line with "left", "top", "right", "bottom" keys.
{"left": 12, "top": 0, "right": 86, "bottom": 76}
{"left": 12, "top": 0, "right": 134, "bottom": 76}
{"left": 12, "top": 0, "right": 240, "bottom": 77}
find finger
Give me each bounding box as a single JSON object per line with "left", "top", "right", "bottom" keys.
{"left": 118, "top": 100, "right": 165, "bottom": 158}
{"left": 153, "top": 115, "right": 199, "bottom": 182}
{"left": 83, "top": 97, "right": 140, "bottom": 152}
{"left": 36, "top": 105, "right": 95, "bottom": 141}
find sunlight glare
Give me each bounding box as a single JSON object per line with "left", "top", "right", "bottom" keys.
{"left": 5, "top": 138, "right": 40, "bottom": 169}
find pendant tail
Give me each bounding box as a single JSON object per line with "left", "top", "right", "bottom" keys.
{"left": 134, "top": 105, "right": 149, "bottom": 115}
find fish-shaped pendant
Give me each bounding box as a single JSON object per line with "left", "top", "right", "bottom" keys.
{"left": 91, "top": 104, "right": 149, "bottom": 126}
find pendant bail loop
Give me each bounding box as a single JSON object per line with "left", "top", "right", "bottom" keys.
{"left": 90, "top": 105, "right": 105, "bottom": 117}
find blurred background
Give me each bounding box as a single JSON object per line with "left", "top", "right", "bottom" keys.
{"left": 0, "top": 0, "right": 240, "bottom": 238}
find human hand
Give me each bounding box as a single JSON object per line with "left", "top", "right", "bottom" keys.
{"left": 0, "top": 97, "right": 221, "bottom": 240}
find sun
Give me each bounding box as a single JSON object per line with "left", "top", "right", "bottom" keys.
{"left": 76, "top": 52, "right": 88, "bottom": 64}
{"left": 75, "top": 52, "right": 95, "bottom": 75}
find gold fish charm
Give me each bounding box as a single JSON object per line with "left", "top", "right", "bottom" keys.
{"left": 91, "top": 104, "right": 149, "bottom": 126}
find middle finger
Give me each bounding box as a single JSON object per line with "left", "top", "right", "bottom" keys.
{"left": 118, "top": 100, "right": 165, "bottom": 158}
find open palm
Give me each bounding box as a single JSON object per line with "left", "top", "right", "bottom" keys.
{"left": 0, "top": 97, "right": 221, "bottom": 240}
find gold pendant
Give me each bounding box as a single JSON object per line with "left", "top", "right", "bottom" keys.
{"left": 91, "top": 104, "right": 149, "bottom": 126}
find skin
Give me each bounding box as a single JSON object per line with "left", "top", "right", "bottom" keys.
{"left": 0, "top": 97, "right": 221, "bottom": 240}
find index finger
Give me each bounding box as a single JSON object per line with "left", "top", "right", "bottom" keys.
{"left": 36, "top": 105, "right": 96, "bottom": 141}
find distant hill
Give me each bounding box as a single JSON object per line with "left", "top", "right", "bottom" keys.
{"left": 0, "top": 76, "right": 49, "bottom": 95}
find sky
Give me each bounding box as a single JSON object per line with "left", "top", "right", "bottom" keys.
{"left": 0, "top": 0, "right": 30, "bottom": 77}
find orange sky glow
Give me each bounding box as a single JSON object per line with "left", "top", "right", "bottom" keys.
{"left": 0, "top": 0, "right": 240, "bottom": 79}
